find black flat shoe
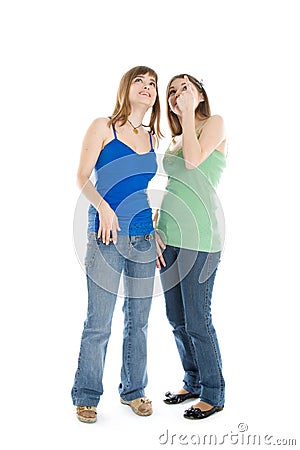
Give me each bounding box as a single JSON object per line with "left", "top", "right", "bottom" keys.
{"left": 183, "top": 405, "right": 224, "bottom": 419}
{"left": 163, "top": 391, "right": 199, "bottom": 405}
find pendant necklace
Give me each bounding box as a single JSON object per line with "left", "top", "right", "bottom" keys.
{"left": 127, "top": 119, "right": 143, "bottom": 134}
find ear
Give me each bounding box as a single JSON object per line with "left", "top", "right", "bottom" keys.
{"left": 198, "top": 92, "right": 205, "bottom": 103}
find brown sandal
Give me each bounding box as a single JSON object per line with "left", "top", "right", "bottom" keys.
{"left": 120, "top": 397, "right": 153, "bottom": 416}
{"left": 76, "top": 406, "right": 97, "bottom": 423}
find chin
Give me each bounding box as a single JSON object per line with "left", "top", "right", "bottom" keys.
{"left": 140, "top": 100, "right": 154, "bottom": 109}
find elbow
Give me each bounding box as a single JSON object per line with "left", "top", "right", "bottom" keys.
{"left": 76, "top": 173, "right": 83, "bottom": 189}
{"left": 77, "top": 172, "right": 88, "bottom": 190}
{"left": 184, "top": 160, "right": 200, "bottom": 170}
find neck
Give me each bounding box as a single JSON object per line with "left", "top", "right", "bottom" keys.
{"left": 128, "top": 105, "right": 149, "bottom": 126}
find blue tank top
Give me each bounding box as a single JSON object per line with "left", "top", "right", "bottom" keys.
{"left": 88, "top": 123, "right": 157, "bottom": 235}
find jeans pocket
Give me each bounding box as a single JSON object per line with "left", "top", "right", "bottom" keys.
{"left": 132, "top": 234, "right": 156, "bottom": 264}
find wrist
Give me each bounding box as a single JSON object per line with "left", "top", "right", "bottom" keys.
{"left": 181, "top": 117, "right": 196, "bottom": 133}
{"left": 97, "top": 199, "right": 109, "bottom": 212}
{"left": 181, "top": 111, "right": 195, "bottom": 125}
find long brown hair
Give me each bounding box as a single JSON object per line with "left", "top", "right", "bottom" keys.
{"left": 108, "top": 66, "right": 162, "bottom": 138}
{"left": 166, "top": 74, "right": 211, "bottom": 137}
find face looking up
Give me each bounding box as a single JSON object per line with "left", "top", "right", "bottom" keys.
{"left": 129, "top": 73, "right": 157, "bottom": 108}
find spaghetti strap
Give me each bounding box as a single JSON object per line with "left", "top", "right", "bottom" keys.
{"left": 111, "top": 121, "right": 118, "bottom": 139}
{"left": 149, "top": 132, "right": 154, "bottom": 149}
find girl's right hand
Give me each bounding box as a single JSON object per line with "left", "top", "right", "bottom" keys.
{"left": 176, "top": 75, "right": 197, "bottom": 114}
{"left": 98, "top": 201, "right": 121, "bottom": 245}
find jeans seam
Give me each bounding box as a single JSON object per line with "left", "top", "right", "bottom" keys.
{"left": 85, "top": 240, "right": 97, "bottom": 269}
{"left": 124, "top": 298, "right": 132, "bottom": 389}
{"left": 203, "top": 254, "right": 224, "bottom": 405}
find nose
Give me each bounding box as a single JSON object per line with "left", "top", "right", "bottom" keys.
{"left": 143, "top": 84, "right": 150, "bottom": 90}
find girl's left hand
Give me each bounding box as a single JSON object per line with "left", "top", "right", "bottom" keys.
{"left": 176, "top": 75, "right": 197, "bottom": 114}
{"left": 155, "top": 231, "right": 166, "bottom": 269}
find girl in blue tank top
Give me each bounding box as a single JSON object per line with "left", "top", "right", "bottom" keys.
{"left": 71, "top": 66, "right": 164, "bottom": 423}
{"left": 88, "top": 121, "right": 157, "bottom": 236}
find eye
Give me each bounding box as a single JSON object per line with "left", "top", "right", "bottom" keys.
{"left": 168, "top": 89, "right": 176, "bottom": 96}
{"left": 182, "top": 85, "right": 187, "bottom": 91}
{"left": 133, "top": 77, "right": 143, "bottom": 83}
{"left": 150, "top": 81, "right": 156, "bottom": 87}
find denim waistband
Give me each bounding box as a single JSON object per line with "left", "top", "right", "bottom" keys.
{"left": 87, "top": 231, "right": 154, "bottom": 240}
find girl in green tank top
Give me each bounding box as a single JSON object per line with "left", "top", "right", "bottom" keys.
{"left": 156, "top": 76, "right": 226, "bottom": 254}
{"left": 157, "top": 74, "right": 226, "bottom": 420}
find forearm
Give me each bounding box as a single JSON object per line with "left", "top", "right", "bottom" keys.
{"left": 78, "top": 176, "right": 107, "bottom": 211}
{"left": 181, "top": 114, "right": 203, "bottom": 169}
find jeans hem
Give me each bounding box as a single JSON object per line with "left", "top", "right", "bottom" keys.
{"left": 72, "top": 399, "right": 99, "bottom": 407}
{"left": 120, "top": 390, "right": 146, "bottom": 402}
{"left": 200, "top": 395, "right": 225, "bottom": 408}
{"left": 183, "top": 383, "right": 201, "bottom": 396}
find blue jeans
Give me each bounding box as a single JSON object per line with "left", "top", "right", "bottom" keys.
{"left": 160, "top": 245, "right": 225, "bottom": 407}
{"left": 71, "top": 232, "right": 156, "bottom": 406}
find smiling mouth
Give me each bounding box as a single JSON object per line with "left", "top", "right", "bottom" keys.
{"left": 139, "top": 92, "right": 151, "bottom": 97}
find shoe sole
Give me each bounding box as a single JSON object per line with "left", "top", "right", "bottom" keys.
{"left": 184, "top": 406, "right": 224, "bottom": 420}
{"left": 163, "top": 396, "right": 199, "bottom": 405}
{"left": 77, "top": 415, "right": 97, "bottom": 423}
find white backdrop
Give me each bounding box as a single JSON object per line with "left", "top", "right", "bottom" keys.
{"left": 1, "top": 0, "right": 299, "bottom": 448}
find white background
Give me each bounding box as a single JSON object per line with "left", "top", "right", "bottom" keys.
{"left": 1, "top": 0, "right": 299, "bottom": 448}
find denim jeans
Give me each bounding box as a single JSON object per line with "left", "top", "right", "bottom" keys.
{"left": 160, "top": 245, "right": 225, "bottom": 407}
{"left": 71, "top": 232, "right": 156, "bottom": 406}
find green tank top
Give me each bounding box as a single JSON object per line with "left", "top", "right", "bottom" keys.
{"left": 157, "top": 143, "right": 226, "bottom": 252}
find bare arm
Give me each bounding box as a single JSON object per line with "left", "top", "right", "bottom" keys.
{"left": 181, "top": 115, "right": 226, "bottom": 169}
{"left": 77, "top": 117, "right": 120, "bottom": 244}
{"left": 177, "top": 76, "right": 226, "bottom": 169}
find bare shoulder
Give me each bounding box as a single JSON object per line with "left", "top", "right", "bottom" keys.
{"left": 205, "top": 115, "right": 226, "bottom": 136}
{"left": 207, "top": 115, "right": 225, "bottom": 126}
{"left": 87, "top": 117, "right": 111, "bottom": 136}
{"left": 83, "top": 117, "right": 112, "bottom": 149}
